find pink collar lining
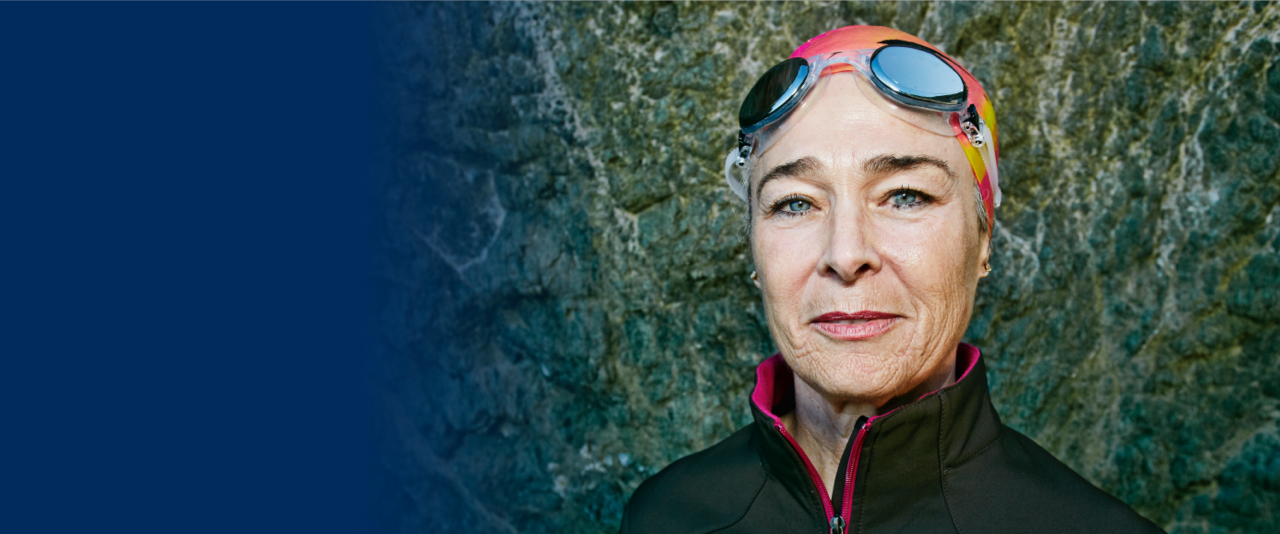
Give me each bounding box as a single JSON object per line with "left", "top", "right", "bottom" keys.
{"left": 751, "top": 343, "right": 982, "bottom": 425}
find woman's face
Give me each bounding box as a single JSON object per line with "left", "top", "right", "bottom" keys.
{"left": 750, "top": 73, "right": 990, "bottom": 406}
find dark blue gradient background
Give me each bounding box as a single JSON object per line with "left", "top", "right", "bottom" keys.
{"left": 0, "top": 4, "right": 375, "bottom": 532}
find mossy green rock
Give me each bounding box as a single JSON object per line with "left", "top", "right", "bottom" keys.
{"left": 378, "top": 3, "right": 1280, "bottom": 532}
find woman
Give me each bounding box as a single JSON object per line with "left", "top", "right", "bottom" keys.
{"left": 621, "top": 26, "right": 1163, "bottom": 534}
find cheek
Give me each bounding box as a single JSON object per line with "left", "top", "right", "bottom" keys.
{"left": 753, "top": 224, "right": 824, "bottom": 327}
{"left": 883, "top": 210, "right": 978, "bottom": 304}
{"left": 752, "top": 223, "right": 823, "bottom": 282}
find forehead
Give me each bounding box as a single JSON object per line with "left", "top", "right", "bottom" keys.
{"left": 752, "top": 73, "right": 968, "bottom": 186}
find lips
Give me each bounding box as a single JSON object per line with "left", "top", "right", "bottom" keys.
{"left": 810, "top": 311, "right": 900, "bottom": 340}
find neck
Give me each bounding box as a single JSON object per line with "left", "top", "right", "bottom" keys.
{"left": 780, "top": 352, "right": 957, "bottom": 498}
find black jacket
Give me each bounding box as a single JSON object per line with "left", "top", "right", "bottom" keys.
{"left": 621, "top": 344, "right": 1164, "bottom": 534}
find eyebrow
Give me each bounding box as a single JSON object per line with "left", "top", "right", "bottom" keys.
{"left": 754, "top": 154, "right": 956, "bottom": 202}
{"left": 755, "top": 156, "right": 824, "bottom": 202}
{"left": 864, "top": 154, "right": 956, "bottom": 182}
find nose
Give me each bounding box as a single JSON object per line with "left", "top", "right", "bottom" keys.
{"left": 818, "top": 201, "right": 881, "bottom": 283}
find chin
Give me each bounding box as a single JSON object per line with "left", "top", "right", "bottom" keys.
{"left": 797, "top": 346, "right": 909, "bottom": 400}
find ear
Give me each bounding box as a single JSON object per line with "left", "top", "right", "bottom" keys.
{"left": 977, "top": 227, "right": 992, "bottom": 278}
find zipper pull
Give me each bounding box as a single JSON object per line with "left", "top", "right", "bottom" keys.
{"left": 829, "top": 515, "right": 846, "bottom": 534}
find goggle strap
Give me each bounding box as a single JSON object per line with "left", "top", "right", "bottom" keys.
{"left": 960, "top": 104, "right": 985, "bottom": 147}
{"left": 723, "top": 149, "right": 750, "bottom": 203}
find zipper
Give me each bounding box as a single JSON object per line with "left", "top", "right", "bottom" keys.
{"left": 773, "top": 417, "right": 873, "bottom": 534}
{"left": 839, "top": 419, "right": 872, "bottom": 531}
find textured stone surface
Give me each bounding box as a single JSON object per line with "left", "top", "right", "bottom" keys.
{"left": 376, "top": 3, "right": 1280, "bottom": 533}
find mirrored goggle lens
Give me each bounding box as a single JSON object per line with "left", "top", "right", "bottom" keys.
{"left": 869, "top": 45, "right": 966, "bottom": 109}
{"left": 739, "top": 57, "right": 809, "bottom": 129}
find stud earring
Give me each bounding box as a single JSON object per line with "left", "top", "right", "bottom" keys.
{"left": 981, "top": 261, "right": 992, "bottom": 277}
{"left": 750, "top": 271, "right": 759, "bottom": 282}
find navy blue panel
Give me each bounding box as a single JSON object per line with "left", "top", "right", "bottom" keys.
{"left": 0, "top": 4, "right": 374, "bottom": 532}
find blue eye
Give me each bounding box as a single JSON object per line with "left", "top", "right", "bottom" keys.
{"left": 889, "top": 189, "right": 929, "bottom": 209}
{"left": 768, "top": 196, "right": 817, "bottom": 217}
{"left": 787, "top": 199, "right": 812, "bottom": 212}
{"left": 890, "top": 191, "right": 919, "bottom": 205}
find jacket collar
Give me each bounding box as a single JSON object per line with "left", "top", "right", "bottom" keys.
{"left": 748, "top": 343, "right": 1004, "bottom": 521}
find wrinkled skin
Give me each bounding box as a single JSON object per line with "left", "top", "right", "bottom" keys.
{"left": 749, "top": 73, "right": 991, "bottom": 494}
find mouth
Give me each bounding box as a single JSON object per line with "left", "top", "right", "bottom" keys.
{"left": 809, "top": 311, "right": 900, "bottom": 340}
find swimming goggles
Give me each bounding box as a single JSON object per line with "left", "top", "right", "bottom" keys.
{"left": 723, "top": 41, "right": 1000, "bottom": 209}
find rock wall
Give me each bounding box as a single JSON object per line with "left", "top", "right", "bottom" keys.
{"left": 376, "top": 3, "right": 1280, "bottom": 533}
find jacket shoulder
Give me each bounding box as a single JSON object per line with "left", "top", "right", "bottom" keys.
{"left": 944, "top": 425, "right": 1165, "bottom": 533}
{"left": 621, "top": 425, "right": 766, "bottom": 534}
